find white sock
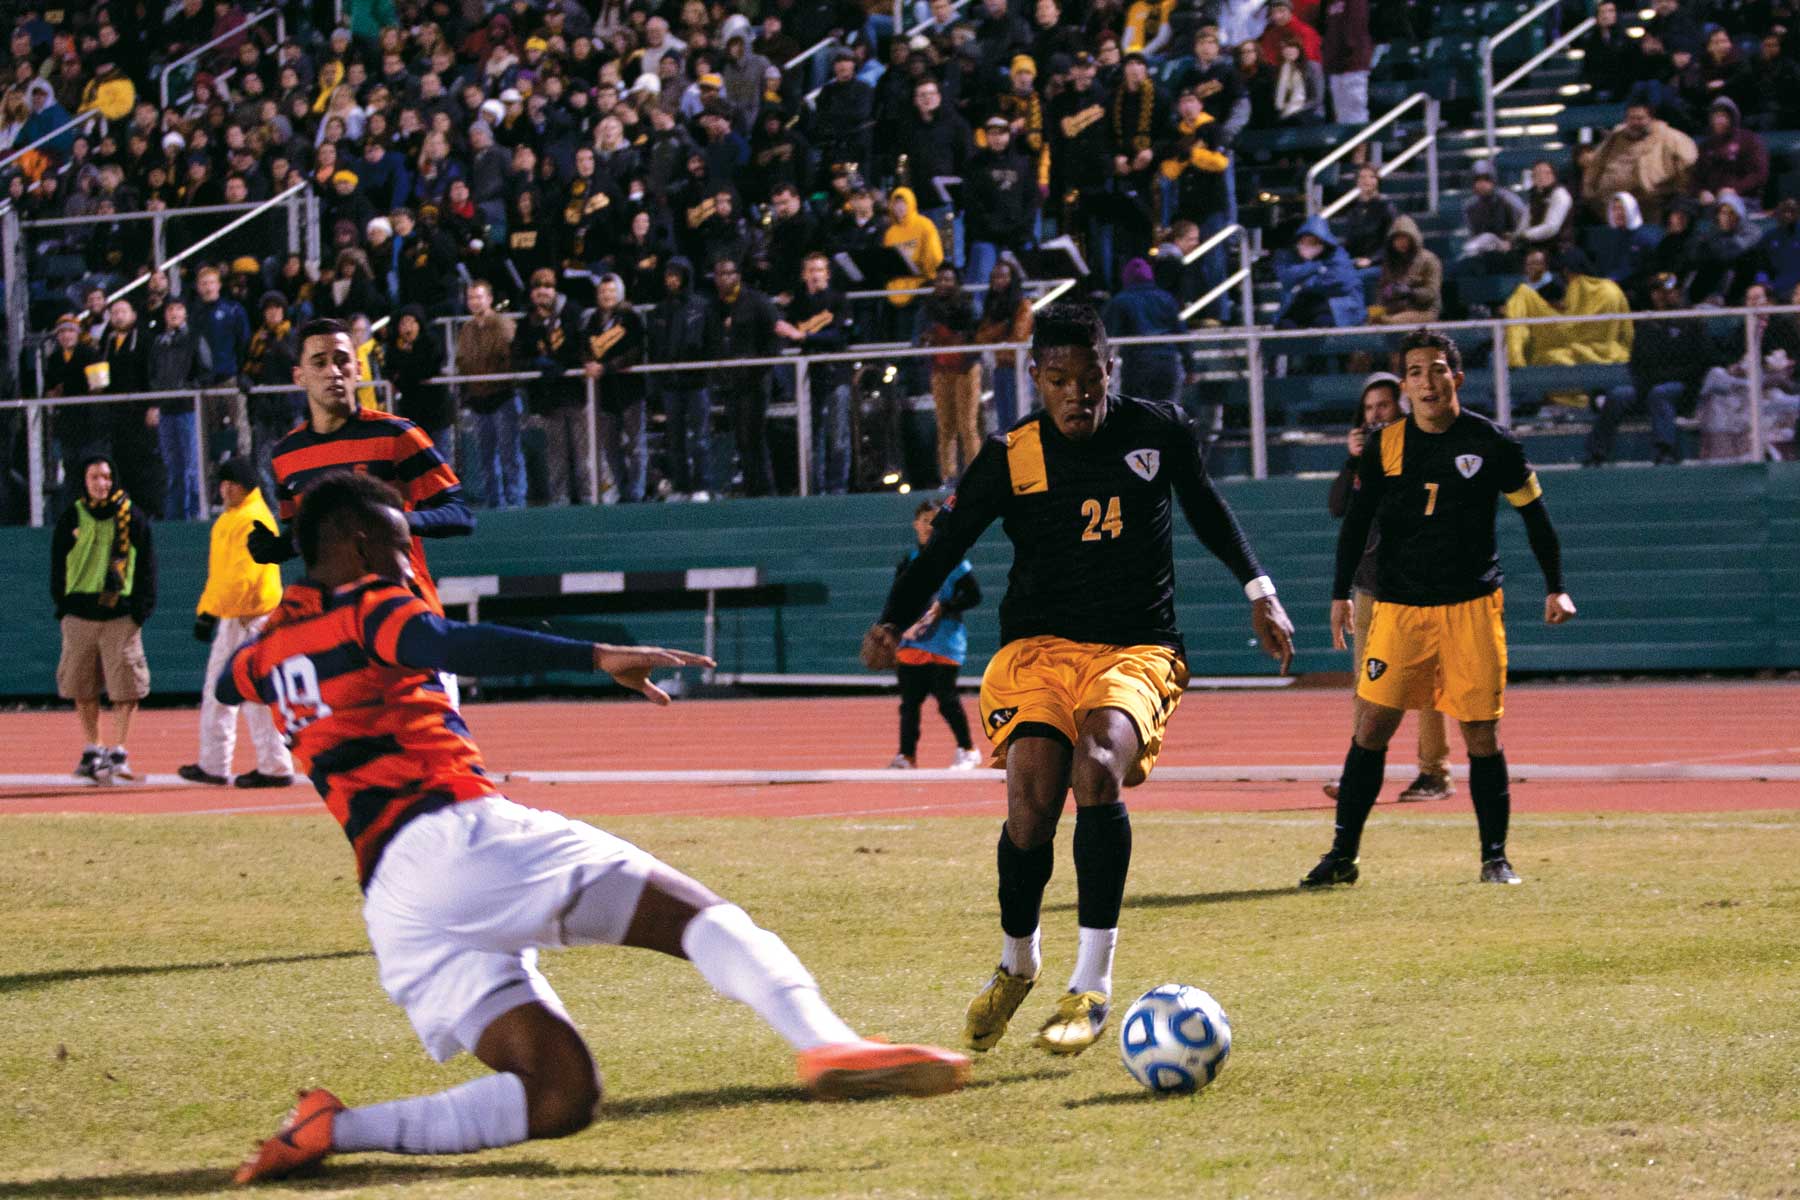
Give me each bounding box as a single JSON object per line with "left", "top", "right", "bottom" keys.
{"left": 999, "top": 928, "right": 1041, "bottom": 978}
{"left": 331, "top": 1072, "right": 529, "bottom": 1155}
{"left": 681, "top": 903, "right": 857, "bottom": 1051}
{"left": 1066, "top": 926, "right": 1117, "bottom": 998}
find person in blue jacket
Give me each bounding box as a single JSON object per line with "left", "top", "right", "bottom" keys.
{"left": 1101, "top": 258, "right": 1186, "bottom": 406}
{"left": 1275, "top": 215, "right": 1367, "bottom": 329}
{"left": 891, "top": 499, "right": 984, "bottom": 770}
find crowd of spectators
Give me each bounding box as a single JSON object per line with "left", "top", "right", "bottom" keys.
{"left": 5, "top": 0, "right": 1800, "bottom": 520}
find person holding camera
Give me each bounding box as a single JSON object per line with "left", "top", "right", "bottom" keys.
{"left": 177, "top": 456, "right": 294, "bottom": 789}
{"left": 1322, "top": 373, "right": 1452, "bottom": 805}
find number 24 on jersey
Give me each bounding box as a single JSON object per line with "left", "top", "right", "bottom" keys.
{"left": 1081, "top": 496, "right": 1123, "bottom": 541}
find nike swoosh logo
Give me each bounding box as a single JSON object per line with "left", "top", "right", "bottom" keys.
{"left": 275, "top": 1106, "right": 332, "bottom": 1149}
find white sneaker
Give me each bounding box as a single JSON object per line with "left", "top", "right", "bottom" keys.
{"left": 691, "top": 490, "right": 712, "bottom": 503}
{"left": 888, "top": 754, "right": 916, "bottom": 769}
{"left": 950, "top": 748, "right": 984, "bottom": 770}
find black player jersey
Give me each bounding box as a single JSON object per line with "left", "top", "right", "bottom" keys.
{"left": 881, "top": 396, "right": 1264, "bottom": 655}
{"left": 1334, "top": 411, "right": 1543, "bottom": 606}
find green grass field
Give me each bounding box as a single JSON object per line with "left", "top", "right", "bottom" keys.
{"left": 4, "top": 810, "right": 1799, "bottom": 1199}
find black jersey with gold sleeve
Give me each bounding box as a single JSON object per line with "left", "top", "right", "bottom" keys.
{"left": 1332, "top": 411, "right": 1547, "bottom": 606}
{"left": 880, "top": 396, "right": 1264, "bottom": 655}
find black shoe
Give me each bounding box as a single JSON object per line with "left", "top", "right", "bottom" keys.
{"left": 1299, "top": 851, "right": 1360, "bottom": 889}
{"left": 177, "top": 763, "right": 229, "bottom": 786}
{"left": 1480, "top": 857, "right": 1522, "bottom": 885}
{"left": 73, "top": 747, "right": 104, "bottom": 781}
{"left": 1396, "top": 772, "right": 1454, "bottom": 802}
{"left": 234, "top": 770, "right": 295, "bottom": 789}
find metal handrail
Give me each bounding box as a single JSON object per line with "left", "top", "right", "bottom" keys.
{"left": 22, "top": 199, "right": 286, "bottom": 228}
{"left": 1178, "top": 223, "right": 1251, "bottom": 322}
{"left": 106, "top": 181, "right": 307, "bottom": 305}
{"left": 1482, "top": 0, "right": 1596, "bottom": 157}
{"left": 0, "top": 109, "right": 104, "bottom": 174}
{"left": 1304, "top": 92, "right": 1438, "bottom": 216}
{"left": 906, "top": 0, "right": 968, "bottom": 36}
{"left": 1318, "top": 117, "right": 1438, "bottom": 220}
{"left": 784, "top": 36, "right": 842, "bottom": 71}
{"left": 159, "top": 8, "right": 285, "bottom": 109}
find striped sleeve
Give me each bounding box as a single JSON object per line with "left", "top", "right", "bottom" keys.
{"left": 360, "top": 585, "right": 435, "bottom": 665}
{"left": 393, "top": 424, "right": 460, "bottom": 506}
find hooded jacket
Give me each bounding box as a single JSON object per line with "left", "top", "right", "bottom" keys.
{"left": 1275, "top": 215, "right": 1366, "bottom": 328}
{"left": 1503, "top": 272, "right": 1632, "bottom": 366}
{"left": 1694, "top": 98, "right": 1769, "bottom": 202}
{"left": 646, "top": 258, "right": 713, "bottom": 389}
{"left": 384, "top": 305, "right": 453, "bottom": 432}
{"left": 1690, "top": 193, "right": 1763, "bottom": 303}
{"left": 882, "top": 187, "right": 945, "bottom": 307}
{"left": 1758, "top": 216, "right": 1800, "bottom": 298}
{"left": 1584, "top": 191, "right": 1663, "bottom": 287}
{"left": 1374, "top": 214, "right": 1442, "bottom": 318}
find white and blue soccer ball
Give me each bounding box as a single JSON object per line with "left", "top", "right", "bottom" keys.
{"left": 1118, "top": 984, "right": 1232, "bottom": 1095}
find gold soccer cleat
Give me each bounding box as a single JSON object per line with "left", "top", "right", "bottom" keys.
{"left": 963, "top": 965, "right": 1038, "bottom": 1052}
{"left": 1034, "top": 990, "right": 1110, "bottom": 1056}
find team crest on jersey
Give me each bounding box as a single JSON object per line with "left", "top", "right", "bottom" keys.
{"left": 1455, "top": 454, "right": 1484, "bottom": 479}
{"left": 1366, "top": 657, "right": 1388, "bottom": 681}
{"left": 987, "top": 706, "right": 1019, "bottom": 732}
{"left": 1125, "top": 449, "right": 1161, "bottom": 481}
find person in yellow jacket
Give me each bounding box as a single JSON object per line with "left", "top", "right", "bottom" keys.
{"left": 1503, "top": 248, "right": 1633, "bottom": 367}
{"left": 883, "top": 186, "right": 944, "bottom": 302}
{"left": 176, "top": 457, "right": 295, "bottom": 789}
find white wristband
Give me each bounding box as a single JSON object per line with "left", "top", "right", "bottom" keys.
{"left": 1244, "top": 575, "right": 1277, "bottom": 602}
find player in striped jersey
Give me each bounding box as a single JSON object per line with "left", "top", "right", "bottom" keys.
{"left": 246, "top": 318, "right": 473, "bottom": 617}
{"left": 227, "top": 473, "right": 969, "bottom": 1185}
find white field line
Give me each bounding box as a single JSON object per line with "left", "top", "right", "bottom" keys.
{"left": 2, "top": 762, "right": 1799, "bottom": 793}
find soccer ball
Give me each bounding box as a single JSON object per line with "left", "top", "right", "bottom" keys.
{"left": 1118, "top": 984, "right": 1232, "bottom": 1095}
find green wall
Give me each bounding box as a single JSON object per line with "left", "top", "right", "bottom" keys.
{"left": 5, "top": 463, "right": 1796, "bottom": 698}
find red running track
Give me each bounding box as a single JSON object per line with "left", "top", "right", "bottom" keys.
{"left": 2, "top": 681, "right": 1796, "bottom": 818}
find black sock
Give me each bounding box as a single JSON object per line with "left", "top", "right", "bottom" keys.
{"left": 996, "top": 824, "right": 1055, "bottom": 938}
{"left": 1330, "top": 742, "right": 1387, "bottom": 859}
{"left": 1072, "top": 802, "right": 1132, "bottom": 930}
{"left": 1469, "top": 751, "right": 1510, "bottom": 861}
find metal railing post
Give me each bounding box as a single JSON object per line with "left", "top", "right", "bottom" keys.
{"left": 26, "top": 401, "right": 45, "bottom": 527}
{"left": 583, "top": 374, "right": 601, "bottom": 504}
{"left": 793, "top": 359, "right": 813, "bottom": 498}
{"left": 1482, "top": 37, "right": 1497, "bottom": 161}
{"left": 286, "top": 191, "right": 300, "bottom": 254}
{"left": 1425, "top": 98, "right": 1441, "bottom": 214}
{"left": 1492, "top": 321, "right": 1511, "bottom": 427}
{"left": 151, "top": 210, "right": 165, "bottom": 267}
{"left": 1745, "top": 312, "right": 1766, "bottom": 463}
{"left": 1237, "top": 235, "right": 1255, "bottom": 331}
{"left": 1247, "top": 329, "right": 1268, "bottom": 480}
{"left": 233, "top": 390, "right": 251, "bottom": 455}
{"left": 1014, "top": 345, "right": 1030, "bottom": 416}
{"left": 2, "top": 206, "right": 24, "bottom": 396}
{"left": 304, "top": 190, "right": 320, "bottom": 273}
{"left": 193, "top": 390, "right": 211, "bottom": 520}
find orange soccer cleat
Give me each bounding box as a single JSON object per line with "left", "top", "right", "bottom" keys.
{"left": 797, "top": 1040, "right": 972, "bottom": 1101}
{"left": 233, "top": 1088, "right": 344, "bottom": 1185}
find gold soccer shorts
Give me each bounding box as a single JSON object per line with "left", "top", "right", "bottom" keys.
{"left": 978, "top": 635, "right": 1189, "bottom": 785}
{"left": 1357, "top": 591, "right": 1508, "bottom": 723}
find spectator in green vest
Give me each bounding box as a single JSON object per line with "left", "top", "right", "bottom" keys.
{"left": 50, "top": 455, "right": 155, "bottom": 786}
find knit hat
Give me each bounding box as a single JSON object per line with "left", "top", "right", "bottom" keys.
{"left": 630, "top": 73, "right": 661, "bottom": 94}
{"left": 479, "top": 98, "right": 505, "bottom": 124}
{"left": 161, "top": 131, "right": 186, "bottom": 153}
{"left": 1010, "top": 54, "right": 1036, "bottom": 75}
{"left": 367, "top": 215, "right": 394, "bottom": 240}
{"left": 331, "top": 168, "right": 359, "bottom": 187}
{"left": 1121, "top": 257, "right": 1154, "bottom": 287}
{"left": 258, "top": 289, "right": 288, "bottom": 311}
{"left": 525, "top": 36, "right": 549, "bottom": 52}
{"left": 54, "top": 312, "right": 81, "bottom": 332}
{"left": 217, "top": 455, "right": 259, "bottom": 489}
{"left": 1472, "top": 158, "right": 1496, "bottom": 179}
{"left": 698, "top": 73, "right": 724, "bottom": 88}
{"left": 597, "top": 271, "right": 626, "bottom": 300}
{"left": 232, "top": 256, "right": 261, "bottom": 275}
{"left": 1359, "top": 371, "right": 1401, "bottom": 400}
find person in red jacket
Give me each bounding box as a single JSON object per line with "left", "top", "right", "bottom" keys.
{"left": 1259, "top": 0, "right": 1320, "bottom": 64}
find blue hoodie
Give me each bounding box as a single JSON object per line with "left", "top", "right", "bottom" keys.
{"left": 1275, "top": 215, "right": 1366, "bottom": 328}
{"left": 896, "top": 548, "right": 977, "bottom": 665}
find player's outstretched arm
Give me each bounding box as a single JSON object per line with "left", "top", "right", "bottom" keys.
{"left": 868, "top": 445, "right": 1005, "bottom": 668}
{"left": 384, "top": 610, "right": 712, "bottom": 701}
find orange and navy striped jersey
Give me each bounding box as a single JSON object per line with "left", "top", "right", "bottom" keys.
{"left": 271, "top": 409, "right": 462, "bottom": 613}
{"left": 221, "top": 575, "right": 497, "bottom": 887}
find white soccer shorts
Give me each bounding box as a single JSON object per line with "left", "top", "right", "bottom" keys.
{"left": 362, "top": 796, "right": 658, "bottom": 1061}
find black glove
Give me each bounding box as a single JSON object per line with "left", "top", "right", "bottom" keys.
{"left": 194, "top": 613, "right": 219, "bottom": 643}
{"left": 247, "top": 521, "right": 292, "bottom": 564}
